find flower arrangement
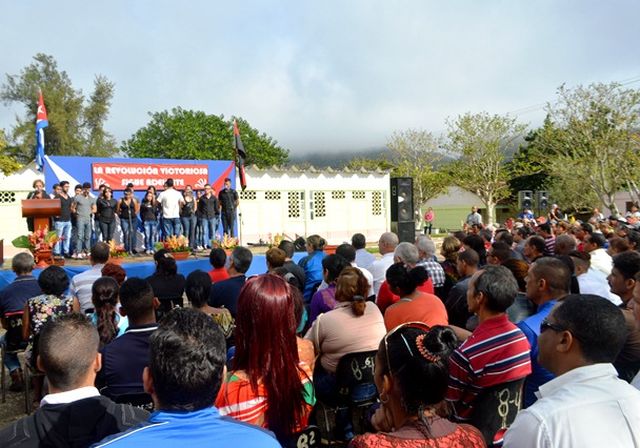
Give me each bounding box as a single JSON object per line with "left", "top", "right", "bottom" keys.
{"left": 155, "top": 235, "right": 191, "bottom": 253}
{"left": 12, "top": 227, "right": 59, "bottom": 252}
{"left": 267, "top": 233, "right": 284, "bottom": 248}
{"left": 212, "top": 234, "right": 239, "bottom": 251}
{"left": 108, "top": 240, "right": 128, "bottom": 258}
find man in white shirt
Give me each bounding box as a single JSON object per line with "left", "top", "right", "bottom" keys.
{"left": 70, "top": 242, "right": 110, "bottom": 313}
{"left": 0, "top": 314, "right": 147, "bottom": 446}
{"left": 369, "top": 232, "right": 398, "bottom": 295}
{"left": 569, "top": 250, "right": 622, "bottom": 305}
{"left": 584, "top": 232, "right": 612, "bottom": 276}
{"left": 504, "top": 294, "right": 640, "bottom": 447}
{"left": 631, "top": 273, "right": 640, "bottom": 389}
{"left": 156, "top": 178, "right": 185, "bottom": 237}
{"left": 352, "top": 233, "right": 376, "bottom": 271}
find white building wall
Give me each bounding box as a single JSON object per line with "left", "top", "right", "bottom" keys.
{"left": 0, "top": 164, "right": 41, "bottom": 258}
{"left": 240, "top": 167, "right": 390, "bottom": 245}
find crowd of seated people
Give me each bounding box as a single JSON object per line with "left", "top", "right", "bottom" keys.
{"left": 2, "top": 218, "right": 640, "bottom": 447}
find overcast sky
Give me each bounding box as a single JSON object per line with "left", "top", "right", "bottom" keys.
{"left": 1, "top": 0, "right": 639, "bottom": 155}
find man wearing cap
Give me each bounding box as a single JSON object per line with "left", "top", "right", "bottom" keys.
{"left": 72, "top": 182, "right": 97, "bottom": 259}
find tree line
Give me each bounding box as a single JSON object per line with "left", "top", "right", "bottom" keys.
{"left": 2, "top": 54, "right": 639, "bottom": 224}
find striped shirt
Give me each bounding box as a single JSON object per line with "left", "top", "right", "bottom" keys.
{"left": 543, "top": 236, "right": 556, "bottom": 256}
{"left": 70, "top": 264, "right": 105, "bottom": 313}
{"left": 215, "top": 362, "right": 315, "bottom": 431}
{"left": 446, "top": 314, "right": 532, "bottom": 421}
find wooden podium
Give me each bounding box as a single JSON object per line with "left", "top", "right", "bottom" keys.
{"left": 21, "top": 199, "right": 61, "bottom": 232}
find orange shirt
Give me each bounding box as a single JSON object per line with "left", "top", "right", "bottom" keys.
{"left": 384, "top": 292, "right": 448, "bottom": 331}
{"left": 376, "top": 278, "right": 434, "bottom": 314}
{"left": 209, "top": 267, "right": 230, "bottom": 283}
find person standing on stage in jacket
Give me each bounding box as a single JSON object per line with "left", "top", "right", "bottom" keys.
{"left": 198, "top": 184, "right": 220, "bottom": 250}
{"left": 218, "top": 178, "right": 239, "bottom": 237}
{"left": 96, "top": 187, "right": 118, "bottom": 243}
{"left": 117, "top": 188, "right": 139, "bottom": 256}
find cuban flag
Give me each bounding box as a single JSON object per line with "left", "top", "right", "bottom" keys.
{"left": 35, "top": 90, "right": 48, "bottom": 172}
{"left": 233, "top": 119, "right": 247, "bottom": 191}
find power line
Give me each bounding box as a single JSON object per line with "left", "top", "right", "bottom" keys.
{"left": 507, "top": 74, "right": 640, "bottom": 117}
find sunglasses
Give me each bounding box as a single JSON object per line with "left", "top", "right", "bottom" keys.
{"left": 540, "top": 318, "right": 565, "bottom": 334}
{"left": 383, "top": 321, "right": 431, "bottom": 376}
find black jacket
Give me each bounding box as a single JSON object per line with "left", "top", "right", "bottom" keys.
{"left": 0, "top": 395, "right": 148, "bottom": 447}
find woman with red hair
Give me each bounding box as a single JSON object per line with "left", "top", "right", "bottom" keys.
{"left": 215, "top": 274, "right": 315, "bottom": 441}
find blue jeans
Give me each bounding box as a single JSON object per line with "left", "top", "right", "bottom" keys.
{"left": 199, "top": 217, "right": 218, "bottom": 247}
{"left": 144, "top": 221, "right": 157, "bottom": 251}
{"left": 54, "top": 220, "right": 72, "bottom": 256}
{"left": 181, "top": 215, "right": 197, "bottom": 248}
{"left": 76, "top": 218, "right": 92, "bottom": 254}
{"left": 0, "top": 334, "right": 20, "bottom": 372}
{"left": 121, "top": 217, "right": 136, "bottom": 253}
{"left": 162, "top": 218, "right": 181, "bottom": 238}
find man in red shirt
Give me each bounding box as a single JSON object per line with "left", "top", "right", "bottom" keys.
{"left": 446, "top": 265, "right": 532, "bottom": 438}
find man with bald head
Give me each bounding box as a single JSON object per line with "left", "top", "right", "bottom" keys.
{"left": 369, "top": 231, "right": 399, "bottom": 296}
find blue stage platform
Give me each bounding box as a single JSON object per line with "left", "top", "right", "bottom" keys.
{"left": 0, "top": 252, "right": 306, "bottom": 289}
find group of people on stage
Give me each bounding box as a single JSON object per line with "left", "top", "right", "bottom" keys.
{"left": 27, "top": 177, "right": 240, "bottom": 258}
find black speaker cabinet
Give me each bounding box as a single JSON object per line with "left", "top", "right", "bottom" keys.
{"left": 391, "top": 221, "right": 416, "bottom": 243}
{"left": 390, "top": 177, "right": 413, "bottom": 222}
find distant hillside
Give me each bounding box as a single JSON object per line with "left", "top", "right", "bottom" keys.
{"left": 286, "top": 136, "right": 525, "bottom": 169}
{"left": 288, "top": 147, "right": 390, "bottom": 168}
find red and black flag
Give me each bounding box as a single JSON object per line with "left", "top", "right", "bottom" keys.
{"left": 233, "top": 119, "right": 247, "bottom": 191}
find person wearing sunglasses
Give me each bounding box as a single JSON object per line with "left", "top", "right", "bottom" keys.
{"left": 504, "top": 294, "right": 640, "bottom": 447}
{"left": 351, "top": 324, "right": 485, "bottom": 447}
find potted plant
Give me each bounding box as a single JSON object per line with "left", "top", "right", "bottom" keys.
{"left": 211, "top": 234, "right": 239, "bottom": 256}
{"left": 108, "top": 240, "right": 128, "bottom": 264}
{"left": 12, "top": 227, "right": 60, "bottom": 268}
{"left": 155, "top": 235, "right": 191, "bottom": 260}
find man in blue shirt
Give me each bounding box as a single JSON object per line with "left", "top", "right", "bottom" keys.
{"left": 98, "top": 278, "right": 159, "bottom": 396}
{"left": 95, "top": 308, "right": 280, "bottom": 448}
{"left": 518, "top": 257, "right": 571, "bottom": 407}
{"left": 0, "top": 253, "right": 42, "bottom": 391}
{"left": 208, "top": 246, "right": 252, "bottom": 317}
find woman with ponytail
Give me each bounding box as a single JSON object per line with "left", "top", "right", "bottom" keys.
{"left": 384, "top": 263, "right": 449, "bottom": 331}
{"left": 91, "top": 276, "right": 127, "bottom": 348}
{"left": 350, "top": 325, "right": 485, "bottom": 447}
{"left": 215, "top": 274, "right": 315, "bottom": 443}
{"left": 305, "top": 267, "right": 386, "bottom": 402}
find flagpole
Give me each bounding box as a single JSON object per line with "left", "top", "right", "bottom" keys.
{"left": 232, "top": 119, "right": 242, "bottom": 246}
